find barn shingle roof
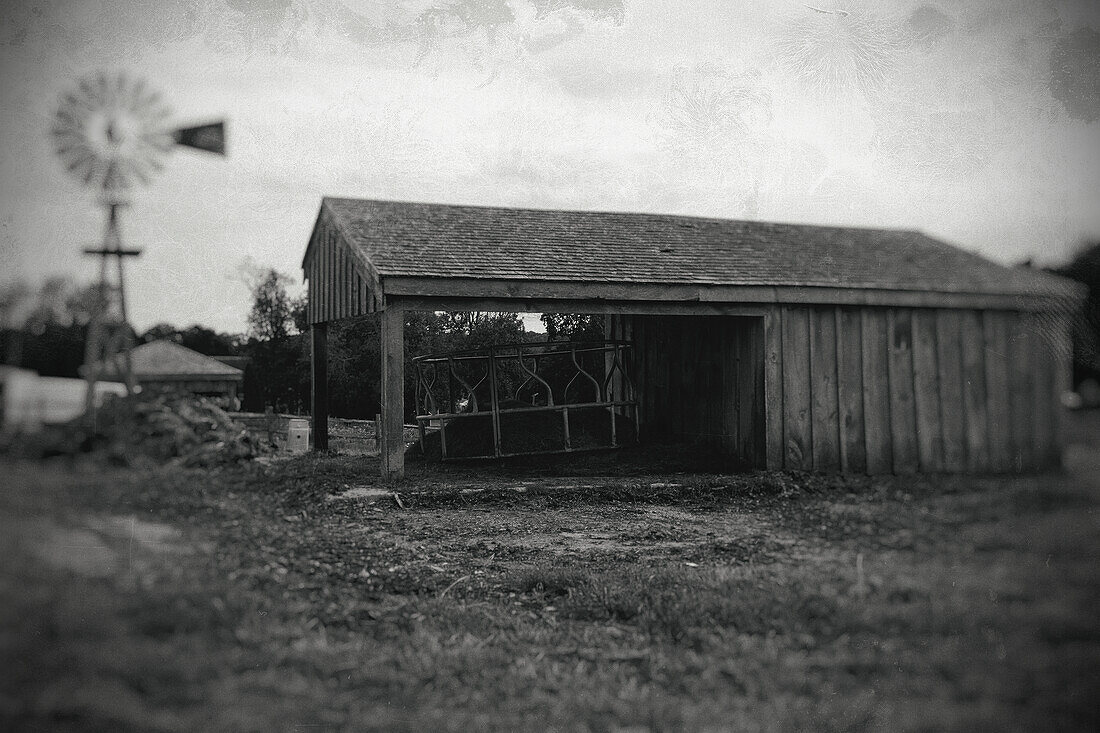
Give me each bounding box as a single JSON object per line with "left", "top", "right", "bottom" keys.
{"left": 314, "top": 197, "right": 1077, "bottom": 299}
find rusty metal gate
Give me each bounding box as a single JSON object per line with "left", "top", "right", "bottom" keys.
{"left": 413, "top": 340, "right": 637, "bottom": 460}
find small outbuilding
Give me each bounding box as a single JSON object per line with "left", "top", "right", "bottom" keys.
{"left": 302, "top": 197, "right": 1083, "bottom": 479}
{"left": 90, "top": 340, "right": 244, "bottom": 405}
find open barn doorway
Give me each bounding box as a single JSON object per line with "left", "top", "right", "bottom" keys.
{"left": 609, "top": 314, "right": 766, "bottom": 469}
{"left": 401, "top": 311, "right": 766, "bottom": 471}
{"left": 399, "top": 311, "right": 634, "bottom": 461}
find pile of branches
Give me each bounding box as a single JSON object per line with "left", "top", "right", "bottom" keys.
{"left": 19, "top": 393, "right": 275, "bottom": 467}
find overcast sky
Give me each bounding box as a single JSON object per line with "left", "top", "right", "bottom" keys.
{"left": 2, "top": 0, "right": 1099, "bottom": 334}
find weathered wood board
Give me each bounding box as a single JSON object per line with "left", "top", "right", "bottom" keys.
{"left": 810, "top": 308, "right": 840, "bottom": 471}
{"left": 959, "top": 310, "right": 990, "bottom": 472}
{"left": 860, "top": 309, "right": 892, "bottom": 474}
{"left": 887, "top": 309, "right": 919, "bottom": 473}
{"left": 936, "top": 310, "right": 967, "bottom": 472}
{"left": 782, "top": 307, "right": 813, "bottom": 470}
{"left": 837, "top": 307, "right": 867, "bottom": 473}
{"left": 912, "top": 309, "right": 944, "bottom": 472}
{"left": 764, "top": 308, "right": 784, "bottom": 470}
{"left": 983, "top": 311, "right": 1013, "bottom": 472}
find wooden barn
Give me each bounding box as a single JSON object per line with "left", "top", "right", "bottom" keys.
{"left": 301, "top": 197, "right": 1083, "bottom": 479}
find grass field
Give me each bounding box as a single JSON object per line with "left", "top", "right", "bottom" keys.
{"left": 2, "top": 448, "right": 1099, "bottom": 731}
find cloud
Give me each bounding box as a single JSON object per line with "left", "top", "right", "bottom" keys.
{"left": 4, "top": 0, "right": 1100, "bottom": 333}
{"left": 1049, "top": 26, "right": 1100, "bottom": 122}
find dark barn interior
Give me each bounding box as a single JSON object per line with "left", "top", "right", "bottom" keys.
{"left": 615, "top": 315, "right": 765, "bottom": 466}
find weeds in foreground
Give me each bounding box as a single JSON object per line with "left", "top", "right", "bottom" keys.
{"left": 2, "top": 455, "right": 1098, "bottom": 732}
{"left": 507, "top": 562, "right": 847, "bottom": 646}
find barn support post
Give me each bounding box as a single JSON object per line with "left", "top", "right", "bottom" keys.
{"left": 380, "top": 306, "right": 405, "bottom": 480}
{"left": 310, "top": 322, "right": 329, "bottom": 451}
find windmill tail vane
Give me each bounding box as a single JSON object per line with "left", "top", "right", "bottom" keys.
{"left": 173, "top": 121, "right": 227, "bottom": 155}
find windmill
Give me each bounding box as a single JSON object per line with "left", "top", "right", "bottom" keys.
{"left": 50, "top": 71, "right": 226, "bottom": 415}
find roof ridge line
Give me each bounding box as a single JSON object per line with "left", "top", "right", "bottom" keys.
{"left": 320, "top": 196, "right": 926, "bottom": 235}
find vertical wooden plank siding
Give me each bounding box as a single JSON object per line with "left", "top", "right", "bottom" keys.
{"left": 310, "top": 235, "right": 318, "bottom": 324}
{"left": 935, "top": 310, "right": 967, "bottom": 472}
{"left": 716, "top": 320, "right": 730, "bottom": 449}
{"left": 330, "top": 232, "right": 338, "bottom": 320}
{"left": 355, "top": 270, "right": 363, "bottom": 316}
{"left": 322, "top": 230, "right": 330, "bottom": 322}
{"left": 912, "top": 309, "right": 944, "bottom": 472}
{"left": 314, "top": 231, "right": 322, "bottom": 323}
{"left": 333, "top": 243, "right": 340, "bottom": 319}
{"left": 983, "top": 311, "right": 1013, "bottom": 472}
{"left": 695, "top": 319, "right": 712, "bottom": 443}
{"left": 737, "top": 321, "right": 755, "bottom": 461}
{"left": 782, "top": 307, "right": 813, "bottom": 470}
{"left": 697, "top": 318, "right": 710, "bottom": 444}
{"left": 665, "top": 317, "right": 681, "bottom": 439}
{"left": 724, "top": 323, "right": 738, "bottom": 452}
{"left": 341, "top": 244, "right": 350, "bottom": 318}
{"left": 635, "top": 316, "right": 649, "bottom": 437}
{"left": 751, "top": 321, "right": 766, "bottom": 467}
{"left": 764, "top": 308, "right": 784, "bottom": 470}
{"left": 861, "top": 309, "right": 893, "bottom": 474}
{"left": 339, "top": 246, "right": 347, "bottom": 318}
{"left": 307, "top": 252, "right": 316, "bottom": 324}
{"left": 959, "top": 310, "right": 990, "bottom": 472}
{"left": 1028, "top": 314, "right": 1057, "bottom": 468}
{"left": 656, "top": 316, "right": 671, "bottom": 441}
{"left": 327, "top": 230, "right": 336, "bottom": 320}
{"left": 625, "top": 314, "right": 768, "bottom": 465}
{"left": 680, "top": 318, "right": 694, "bottom": 440}
{"left": 632, "top": 316, "right": 648, "bottom": 434}
{"left": 1052, "top": 315, "right": 1072, "bottom": 466}
{"left": 809, "top": 308, "right": 841, "bottom": 471}
{"left": 318, "top": 230, "right": 326, "bottom": 323}
{"left": 836, "top": 307, "right": 867, "bottom": 473}
{"left": 316, "top": 246, "right": 322, "bottom": 320}
{"left": 322, "top": 229, "right": 332, "bottom": 323}
{"left": 350, "top": 269, "right": 357, "bottom": 316}
{"left": 334, "top": 242, "right": 343, "bottom": 319}
{"left": 641, "top": 316, "right": 655, "bottom": 438}
{"left": 380, "top": 306, "right": 405, "bottom": 480}
{"left": 680, "top": 318, "right": 697, "bottom": 441}
{"left": 345, "top": 248, "right": 353, "bottom": 317}
{"left": 305, "top": 220, "right": 371, "bottom": 323}
{"left": 719, "top": 320, "right": 735, "bottom": 453}
{"left": 1007, "top": 313, "right": 1035, "bottom": 471}
{"left": 640, "top": 316, "right": 653, "bottom": 436}
{"left": 887, "top": 309, "right": 919, "bottom": 473}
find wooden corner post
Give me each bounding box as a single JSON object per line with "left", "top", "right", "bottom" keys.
{"left": 310, "top": 322, "right": 329, "bottom": 451}
{"left": 381, "top": 306, "right": 405, "bottom": 480}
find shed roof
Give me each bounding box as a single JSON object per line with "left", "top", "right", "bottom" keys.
{"left": 305, "top": 197, "right": 1080, "bottom": 307}
{"left": 91, "top": 340, "right": 244, "bottom": 382}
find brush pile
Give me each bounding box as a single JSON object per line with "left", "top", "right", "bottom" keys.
{"left": 20, "top": 393, "right": 275, "bottom": 467}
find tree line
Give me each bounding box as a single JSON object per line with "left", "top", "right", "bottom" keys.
{"left": 0, "top": 269, "right": 602, "bottom": 419}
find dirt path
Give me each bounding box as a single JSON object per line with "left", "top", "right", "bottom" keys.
{"left": 18, "top": 514, "right": 192, "bottom": 578}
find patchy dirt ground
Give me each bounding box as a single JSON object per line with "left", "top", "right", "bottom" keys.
{"left": 1, "top": 450, "right": 1099, "bottom": 732}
